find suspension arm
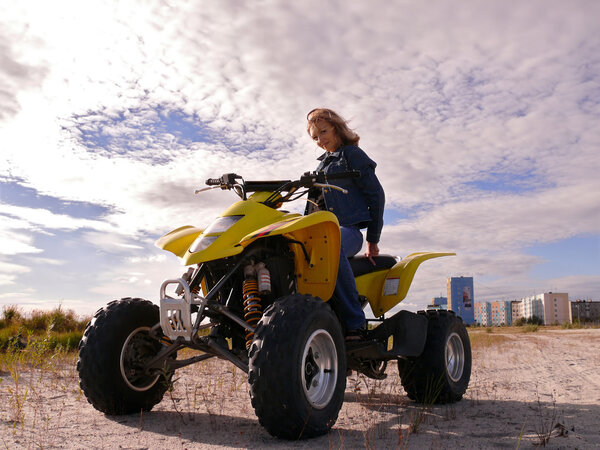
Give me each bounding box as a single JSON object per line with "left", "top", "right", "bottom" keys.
{"left": 209, "top": 303, "right": 255, "bottom": 332}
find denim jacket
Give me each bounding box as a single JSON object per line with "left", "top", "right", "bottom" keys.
{"left": 305, "top": 144, "right": 385, "bottom": 243}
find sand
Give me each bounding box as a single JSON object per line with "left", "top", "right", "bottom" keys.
{"left": 1, "top": 328, "right": 599, "bottom": 449}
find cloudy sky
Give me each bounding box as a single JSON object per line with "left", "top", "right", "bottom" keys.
{"left": 1, "top": 0, "right": 599, "bottom": 317}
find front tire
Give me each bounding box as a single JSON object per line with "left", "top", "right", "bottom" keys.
{"left": 398, "top": 310, "right": 471, "bottom": 404}
{"left": 248, "top": 294, "right": 346, "bottom": 439}
{"left": 77, "top": 298, "right": 174, "bottom": 414}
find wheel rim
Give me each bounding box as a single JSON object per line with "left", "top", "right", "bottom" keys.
{"left": 120, "top": 326, "right": 162, "bottom": 392}
{"left": 445, "top": 332, "right": 465, "bottom": 383}
{"left": 301, "top": 329, "right": 338, "bottom": 409}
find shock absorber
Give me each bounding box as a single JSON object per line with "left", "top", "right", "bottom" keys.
{"left": 256, "top": 262, "right": 271, "bottom": 295}
{"left": 243, "top": 265, "right": 263, "bottom": 349}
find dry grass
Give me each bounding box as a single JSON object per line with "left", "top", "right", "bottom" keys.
{"left": 0, "top": 340, "right": 80, "bottom": 448}
{"left": 468, "top": 331, "right": 512, "bottom": 349}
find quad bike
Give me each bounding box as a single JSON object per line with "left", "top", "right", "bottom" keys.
{"left": 77, "top": 171, "right": 471, "bottom": 440}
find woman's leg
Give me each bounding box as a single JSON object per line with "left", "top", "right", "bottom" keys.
{"left": 340, "top": 226, "right": 363, "bottom": 258}
{"left": 334, "top": 226, "right": 365, "bottom": 331}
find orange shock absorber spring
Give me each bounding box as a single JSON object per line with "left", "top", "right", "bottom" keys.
{"left": 242, "top": 279, "right": 263, "bottom": 349}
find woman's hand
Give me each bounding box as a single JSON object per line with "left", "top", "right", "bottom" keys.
{"left": 365, "top": 241, "right": 380, "bottom": 265}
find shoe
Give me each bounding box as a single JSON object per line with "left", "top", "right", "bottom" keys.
{"left": 345, "top": 328, "right": 367, "bottom": 342}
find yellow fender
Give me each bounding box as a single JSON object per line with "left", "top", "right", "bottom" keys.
{"left": 155, "top": 226, "right": 204, "bottom": 258}
{"left": 239, "top": 211, "right": 338, "bottom": 247}
{"left": 357, "top": 252, "right": 455, "bottom": 317}
{"left": 241, "top": 211, "right": 341, "bottom": 302}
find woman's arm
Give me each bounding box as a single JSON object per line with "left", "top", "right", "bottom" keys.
{"left": 344, "top": 146, "right": 386, "bottom": 244}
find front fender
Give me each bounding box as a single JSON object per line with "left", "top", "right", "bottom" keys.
{"left": 155, "top": 226, "right": 204, "bottom": 258}
{"left": 241, "top": 212, "right": 341, "bottom": 302}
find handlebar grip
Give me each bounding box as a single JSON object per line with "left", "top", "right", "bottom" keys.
{"left": 205, "top": 178, "right": 222, "bottom": 186}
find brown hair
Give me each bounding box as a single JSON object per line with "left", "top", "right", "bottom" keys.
{"left": 306, "top": 108, "right": 360, "bottom": 145}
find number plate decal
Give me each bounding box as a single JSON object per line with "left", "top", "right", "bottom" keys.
{"left": 383, "top": 278, "right": 400, "bottom": 296}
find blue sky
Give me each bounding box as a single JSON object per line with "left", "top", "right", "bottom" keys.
{"left": 1, "top": 0, "right": 599, "bottom": 316}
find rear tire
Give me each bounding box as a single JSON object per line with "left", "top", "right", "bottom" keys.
{"left": 248, "top": 294, "right": 346, "bottom": 439}
{"left": 398, "top": 310, "right": 471, "bottom": 404}
{"left": 77, "top": 298, "right": 174, "bottom": 414}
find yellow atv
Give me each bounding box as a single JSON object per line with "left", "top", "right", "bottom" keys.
{"left": 77, "top": 171, "right": 471, "bottom": 440}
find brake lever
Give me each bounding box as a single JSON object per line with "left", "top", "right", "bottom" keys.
{"left": 195, "top": 186, "right": 221, "bottom": 194}
{"left": 314, "top": 182, "right": 348, "bottom": 194}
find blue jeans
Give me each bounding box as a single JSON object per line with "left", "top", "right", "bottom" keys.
{"left": 334, "top": 226, "right": 366, "bottom": 330}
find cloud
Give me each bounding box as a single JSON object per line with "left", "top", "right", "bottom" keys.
{"left": 0, "top": 217, "right": 42, "bottom": 256}
{"left": 0, "top": 204, "right": 114, "bottom": 233}
{"left": 383, "top": 180, "right": 600, "bottom": 255}
{"left": 0, "top": 260, "right": 30, "bottom": 286}
{"left": 0, "top": 0, "right": 598, "bottom": 310}
{"left": 0, "top": 25, "right": 48, "bottom": 121}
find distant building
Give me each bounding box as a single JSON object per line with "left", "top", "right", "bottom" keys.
{"left": 521, "top": 293, "right": 571, "bottom": 325}
{"left": 490, "top": 301, "right": 512, "bottom": 326}
{"left": 522, "top": 296, "right": 545, "bottom": 322}
{"left": 474, "top": 302, "right": 491, "bottom": 326}
{"left": 427, "top": 296, "right": 447, "bottom": 311}
{"left": 511, "top": 301, "right": 523, "bottom": 323}
{"left": 571, "top": 300, "right": 600, "bottom": 323}
{"left": 430, "top": 297, "right": 447, "bottom": 308}
{"left": 447, "top": 277, "right": 475, "bottom": 325}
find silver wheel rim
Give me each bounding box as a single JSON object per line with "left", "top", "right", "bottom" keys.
{"left": 445, "top": 332, "right": 465, "bottom": 383}
{"left": 301, "top": 329, "right": 338, "bottom": 409}
{"left": 120, "top": 326, "right": 161, "bottom": 392}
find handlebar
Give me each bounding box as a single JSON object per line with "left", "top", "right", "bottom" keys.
{"left": 200, "top": 170, "right": 360, "bottom": 205}
{"left": 204, "top": 171, "right": 359, "bottom": 191}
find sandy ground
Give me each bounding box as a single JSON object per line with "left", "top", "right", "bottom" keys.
{"left": 1, "top": 328, "right": 599, "bottom": 449}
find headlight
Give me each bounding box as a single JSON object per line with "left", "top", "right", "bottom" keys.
{"left": 189, "top": 235, "right": 219, "bottom": 253}
{"left": 203, "top": 215, "right": 244, "bottom": 234}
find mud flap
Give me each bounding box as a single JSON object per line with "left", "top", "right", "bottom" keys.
{"left": 370, "top": 310, "right": 428, "bottom": 357}
{"left": 346, "top": 310, "right": 428, "bottom": 360}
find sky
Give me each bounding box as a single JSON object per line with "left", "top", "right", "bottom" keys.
{"left": 1, "top": 0, "right": 599, "bottom": 317}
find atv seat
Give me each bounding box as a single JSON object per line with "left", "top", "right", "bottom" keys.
{"left": 349, "top": 255, "right": 397, "bottom": 277}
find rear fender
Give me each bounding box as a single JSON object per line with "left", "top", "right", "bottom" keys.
{"left": 365, "top": 252, "right": 455, "bottom": 317}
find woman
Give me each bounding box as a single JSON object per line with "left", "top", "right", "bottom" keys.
{"left": 305, "top": 108, "right": 385, "bottom": 339}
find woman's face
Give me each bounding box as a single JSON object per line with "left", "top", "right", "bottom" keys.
{"left": 309, "top": 119, "right": 341, "bottom": 152}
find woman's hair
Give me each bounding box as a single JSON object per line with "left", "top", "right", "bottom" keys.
{"left": 306, "top": 108, "right": 360, "bottom": 145}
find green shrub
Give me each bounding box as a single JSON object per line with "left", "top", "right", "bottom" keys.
{"left": 562, "top": 321, "right": 583, "bottom": 329}
{"left": 528, "top": 315, "right": 544, "bottom": 325}
{"left": 24, "top": 310, "right": 50, "bottom": 332}
{"left": 0, "top": 305, "right": 89, "bottom": 352}
{"left": 513, "top": 317, "right": 527, "bottom": 326}
{"left": 45, "top": 331, "right": 83, "bottom": 351}
{"left": 0, "top": 324, "right": 23, "bottom": 348}
{"left": 2, "top": 305, "right": 24, "bottom": 325}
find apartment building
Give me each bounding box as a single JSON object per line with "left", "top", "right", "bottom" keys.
{"left": 511, "top": 300, "right": 523, "bottom": 323}
{"left": 427, "top": 296, "right": 448, "bottom": 311}
{"left": 447, "top": 277, "right": 475, "bottom": 325}
{"left": 521, "top": 293, "right": 571, "bottom": 325}
{"left": 474, "top": 302, "right": 491, "bottom": 326}
{"left": 432, "top": 297, "right": 448, "bottom": 308}
{"left": 490, "top": 301, "right": 512, "bottom": 326}
{"left": 570, "top": 300, "right": 600, "bottom": 322}
{"left": 522, "top": 296, "right": 545, "bottom": 322}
